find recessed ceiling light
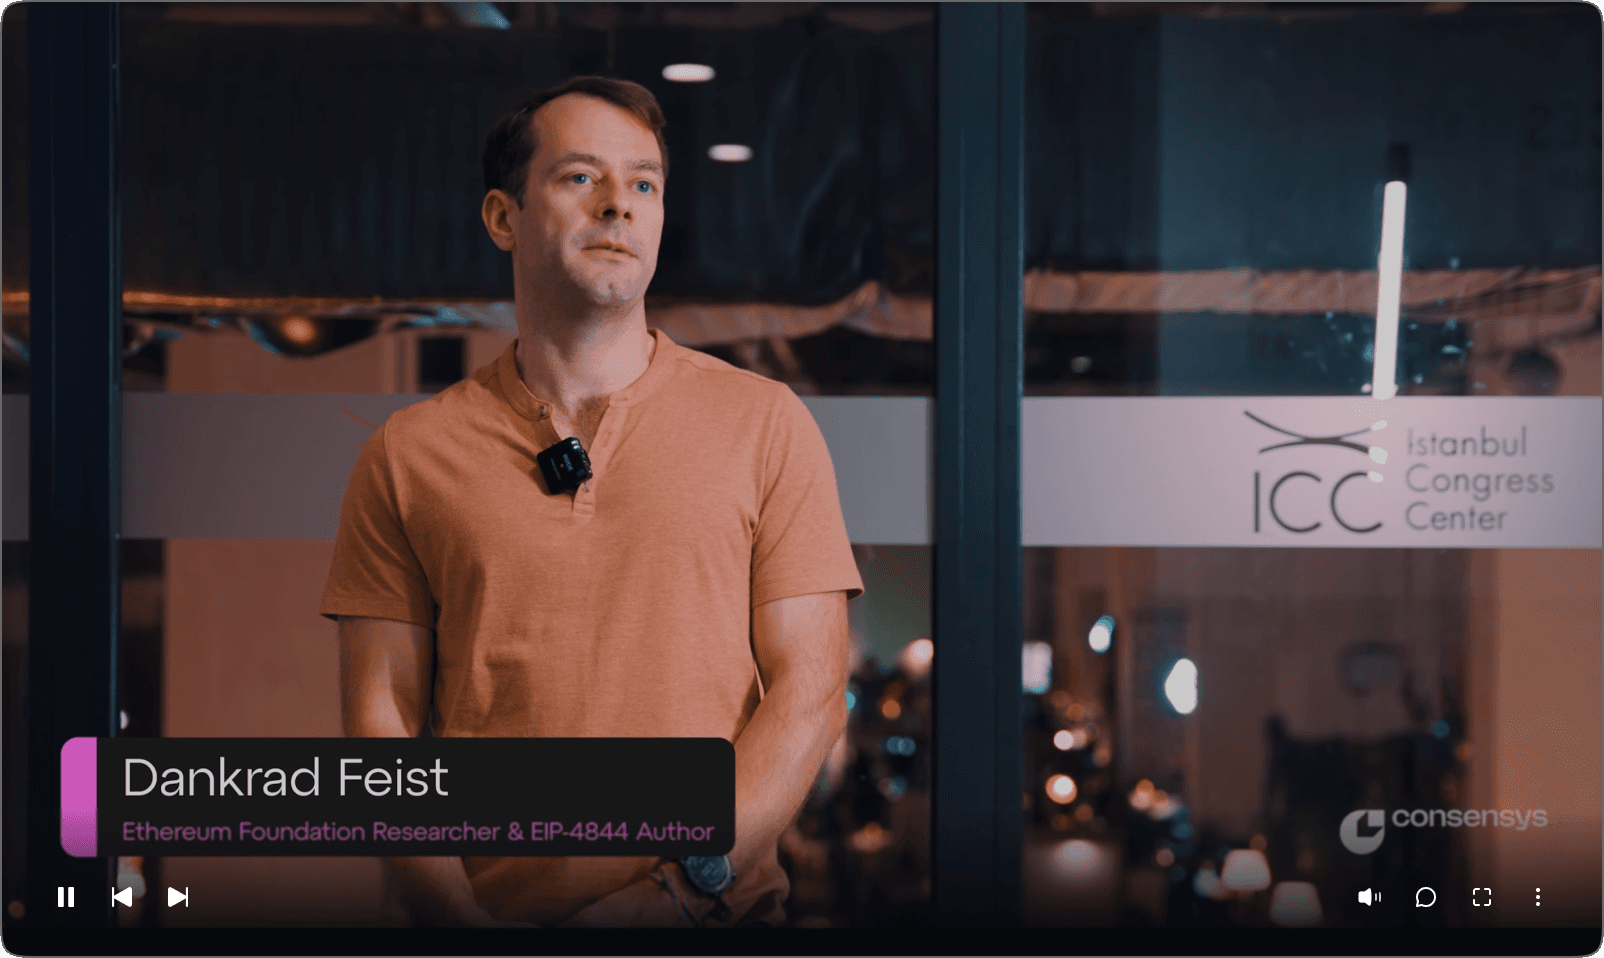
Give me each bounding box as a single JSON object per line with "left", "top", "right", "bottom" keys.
{"left": 663, "top": 63, "right": 715, "bottom": 82}
{"left": 708, "top": 144, "right": 753, "bottom": 162}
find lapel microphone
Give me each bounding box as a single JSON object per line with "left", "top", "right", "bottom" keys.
{"left": 536, "top": 437, "right": 593, "bottom": 495}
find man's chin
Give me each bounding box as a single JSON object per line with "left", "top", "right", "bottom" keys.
{"left": 539, "top": 262, "right": 655, "bottom": 313}
{"left": 575, "top": 270, "right": 655, "bottom": 305}
{"left": 574, "top": 282, "right": 646, "bottom": 311}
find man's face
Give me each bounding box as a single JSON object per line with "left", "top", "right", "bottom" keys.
{"left": 505, "top": 93, "right": 665, "bottom": 312}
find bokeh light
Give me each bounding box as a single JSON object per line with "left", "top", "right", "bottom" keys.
{"left": 900, "top": 638, "right": 933, "bottom": 681}
{"left": 1164, "top": 657, "right": 1198, "bottom": 714}
{"left": 1193, "top": 866, "right": 1225, "bottom": 900}
{"left": 1022, "top": 641, "right": 1053, "bottom": 694}
{"left": 1051, "top": 839, "right": 1105, "bottom": 879}
{"left": 1221, "top": 848, "right": 1271, "bottom": 891}
{"left": 279, "top": 316, "right": 318, "bottom": 345}
{"left": 1088, "top": 614, "right": 1115, "bottom": 653}
{"left": 1270, "top": 881, "right": 1323, "bottom": 925}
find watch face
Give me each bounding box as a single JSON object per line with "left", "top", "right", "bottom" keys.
{"left": 683, "top": 855, "right": 733, "bottom": 894}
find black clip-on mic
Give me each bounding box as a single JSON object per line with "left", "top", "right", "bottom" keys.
{"left": 536, "top": 437, "right": 593, "bottom": 495}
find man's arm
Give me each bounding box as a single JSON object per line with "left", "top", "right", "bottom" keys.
{"left": 728, "top": 589, "right": 851, "bottom": 879}
{"left": 561, "top": 590, "right": 850, "bottom": 927}
{"left": 337, "top": 615, "right": 532, "bottom": 928}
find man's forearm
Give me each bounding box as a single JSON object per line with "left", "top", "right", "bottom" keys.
{"left": 729, "top": 672, "right": 847, "bottom": 878}
{"left": 552, "top": 670, "right": 847, "bottom": 930}
{"left": 338, "top": 617, "right": 504, "bottom": 926}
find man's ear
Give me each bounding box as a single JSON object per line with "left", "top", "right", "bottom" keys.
{"left": 481, "top": 189, "right": 518, "bottom": 252}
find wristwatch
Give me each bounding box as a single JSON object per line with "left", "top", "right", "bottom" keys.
{"left": 676, "top": 855, "right": 735, "bottom": 922}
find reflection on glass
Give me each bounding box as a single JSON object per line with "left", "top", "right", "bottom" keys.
{"left": 97, "top": 4, "right": 937, "bottom": 928}
{"left": 1022, "top": 545, "right": 1602, "bottom": 927}
{"left": 786, "top": 545, "right": 930, "bottom": 926}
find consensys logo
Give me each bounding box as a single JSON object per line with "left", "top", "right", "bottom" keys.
{"left": 1340, "top": 809, "right": 1386, "bottom": 854}
{"left": 1340, "top": 807, "right": 1550, "bottom": 854}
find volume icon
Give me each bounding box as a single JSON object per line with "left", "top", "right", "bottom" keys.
{"left": 1358, "top": 887, "right": 1380, "bottom": 906}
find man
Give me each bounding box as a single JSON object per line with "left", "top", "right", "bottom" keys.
{"left": 318, "top": 75, "right": 863, "bottom": 929}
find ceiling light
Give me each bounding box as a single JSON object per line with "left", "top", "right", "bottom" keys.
{"left": 708, "top": 144, "right": 753, "bottom": 163}
{"left": 663, "top": 63, "right": 715, "bottom": 82}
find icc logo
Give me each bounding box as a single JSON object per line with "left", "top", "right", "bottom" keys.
{"left": 1248, "top": 411, "right": 1385, "bottom": 534}
{"left": 1340, "top": 809, "right": 1387, "bottom": 854}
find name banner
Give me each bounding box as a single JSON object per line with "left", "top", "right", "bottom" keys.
{"left": 61, "top": 737, "right": 733, "bottom": 857}
{"left": 1023, "top": 397, "right": 1602, "bottom": 548}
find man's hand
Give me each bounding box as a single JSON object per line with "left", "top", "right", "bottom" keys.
{"left": 557, "top": 869, "right": 691, "bottom": 928}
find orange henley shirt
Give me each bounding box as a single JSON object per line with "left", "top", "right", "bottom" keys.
{"left": 318, "top": 328, "right": 863, "bottom": 926}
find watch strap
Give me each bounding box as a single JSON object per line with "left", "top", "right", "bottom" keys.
{"left": 648, "top": 863, "right": 698, "bottom": 927}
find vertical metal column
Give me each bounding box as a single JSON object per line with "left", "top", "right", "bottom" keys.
{"left": 26, "top": 2, "right": 122, "bottom": 929}
{"left": 931, "top": 1, "right": 1025, "bottom": 927}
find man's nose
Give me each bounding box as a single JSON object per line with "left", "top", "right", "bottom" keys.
{"left": 596, "top": 183, "right": 632, "bottom": 220}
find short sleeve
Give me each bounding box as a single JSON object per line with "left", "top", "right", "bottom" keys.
{"left": 750, "top": 387, "right": 865, "bottom": 608}
{"left": 318, "top": 421, "right": 438, "bottom": 628}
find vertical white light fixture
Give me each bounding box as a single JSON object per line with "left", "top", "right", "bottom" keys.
{"left": 1371, "top": 180, "right": 1408, "bottom": 401}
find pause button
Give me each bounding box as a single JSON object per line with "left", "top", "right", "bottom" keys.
{"left": 55, "top": 887, "right": 74, "bottom": 908}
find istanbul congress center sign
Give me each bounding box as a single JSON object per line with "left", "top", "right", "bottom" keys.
{"left": 1023, "top": 397, "right": 1602, "bottom": 549}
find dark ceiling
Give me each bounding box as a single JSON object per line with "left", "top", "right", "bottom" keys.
{"left": 5, "top": 2, "right": 1596, "bottom": 303}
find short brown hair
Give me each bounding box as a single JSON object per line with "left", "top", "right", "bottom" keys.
{"left": 482, "top": 76, "right": 669, "bottom": 208}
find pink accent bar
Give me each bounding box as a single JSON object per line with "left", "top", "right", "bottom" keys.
{"left": 59, "top": 737, "right": 96, "bottom": 857}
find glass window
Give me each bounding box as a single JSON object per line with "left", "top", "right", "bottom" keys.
{"left": 1022, "top": 1, "right": 1600, "bottom": 930}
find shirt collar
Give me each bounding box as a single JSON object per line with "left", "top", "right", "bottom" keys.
{"left": 496, "top": 327, "right": 677, "bottom": 422}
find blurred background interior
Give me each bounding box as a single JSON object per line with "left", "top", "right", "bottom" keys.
{"left": 2, "top": 0, "right": 1599, "bottom": 930}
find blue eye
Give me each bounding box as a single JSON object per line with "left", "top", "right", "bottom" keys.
{"left": 635, "top": 181, "right": 654, "bottom": 193}
{"left": 569, "top": 173, "right": 590, "bottom": 184}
